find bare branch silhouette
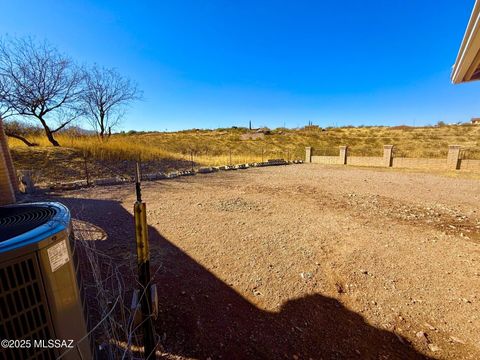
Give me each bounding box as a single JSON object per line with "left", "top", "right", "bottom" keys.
{"left": 0, "top": 36, "right": 84, "bottom": 146}
{"left": 82, "top": 65, "right": 140, "bottom": 139}
{"left": 3, "top": 119, "right": 40, "bottom": 146}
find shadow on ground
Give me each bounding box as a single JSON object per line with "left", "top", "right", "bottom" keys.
{"left": 56, "top": 195, "right": 431, "bottom": 360}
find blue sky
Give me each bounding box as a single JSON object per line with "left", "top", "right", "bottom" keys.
{"left": 1, "top": 1, "right": 479, "bottom": 131}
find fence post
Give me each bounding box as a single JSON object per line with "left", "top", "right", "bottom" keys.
{"left": 339, "top": 146, "right": 348, "bottom": 165}
{"left": 305, "top": 147, "right": 312, "bottom": 163}
{"left": 447, "top": 145, "right": 461, "bottom": 170}
{"left": 133, "top": 163, "right": 156, "bottom": 358}
{"left": 383, "top": 145, "right": 394, "bottom": 167}
{"left": 83, "top": 154, "right": 90, "bottom": 186}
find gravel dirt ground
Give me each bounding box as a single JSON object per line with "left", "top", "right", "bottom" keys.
{"left": 43, "top": 164, "right": 479, "bottom": 359}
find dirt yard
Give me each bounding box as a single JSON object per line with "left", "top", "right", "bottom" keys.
{"left": 43, "top": 164, "right": 479, "bottom": 359}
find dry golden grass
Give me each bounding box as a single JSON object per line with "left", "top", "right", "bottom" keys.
{"left": 7, "top": 124, "right": 480, "bottom": 183}
{"left": 9, "top": 124, "right": 480, "bottom": 160}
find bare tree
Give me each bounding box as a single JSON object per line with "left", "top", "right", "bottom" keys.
{"left": 0, "top": 72, "right": 13, "bottom": 118}
{"left": 0, "top": 37, "right": 84, "bottom": 146}
{"left": 3, "top": 120, "right": 40, "bottom": 146}
{"left": 82, "top": 65, "right": 140, "bottom": 139}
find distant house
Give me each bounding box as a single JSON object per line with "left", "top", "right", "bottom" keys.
{"left": 472, "top": 118, "right": 480, "bottom": 125}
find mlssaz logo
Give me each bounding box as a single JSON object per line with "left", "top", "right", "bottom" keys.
{"left": 34, "top": 339, "right": 74, "bottom": 349}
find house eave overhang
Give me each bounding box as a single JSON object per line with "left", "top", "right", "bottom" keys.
{"left": 452, "top": 1, "right": 480, "bottom": 84}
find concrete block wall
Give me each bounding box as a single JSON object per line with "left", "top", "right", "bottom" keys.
{"left": 306, "top": 145, "right": 479, "bottom": 172}
{"left": 347, "top": 156, "right": 384, "bottom": 167}
{"left": 459, "top": 159, "right": 480, "bottom": 171}
{"left": 391, "top": 157, "right": 448, "bottom": 170}
{"left": 311, "top": 156, "right": 341, "bottom": 165}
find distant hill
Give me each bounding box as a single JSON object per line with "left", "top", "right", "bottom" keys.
{"left": 8, "top": 124, "right": 480, "bottom": 183}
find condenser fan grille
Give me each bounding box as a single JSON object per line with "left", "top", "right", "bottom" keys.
{"left": 0, "top": 255, "right": 56, "bottom": 360}
{"left": 0, "top": 206, "right": 58, "bottom": 242}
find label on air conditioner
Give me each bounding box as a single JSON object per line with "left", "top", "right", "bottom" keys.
{"left": 47, "top": 240, "right": 70, "bottom": 272}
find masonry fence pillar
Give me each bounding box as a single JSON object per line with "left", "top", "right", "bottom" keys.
{"left": 383, "top": 145, "right": 394, "bottom": 167}
{"left": 305, "top": 147, "right": 312, "bottom": 163}
{"left": 339, "top": 146, "right": 348, "bottom": 165}
{"left": 447, "top": 145, "right": 461, "bottom": 170}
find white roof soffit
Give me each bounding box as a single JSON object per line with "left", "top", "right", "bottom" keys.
{"left": 452, "top": 1, "right": 480, "bottom": 84}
